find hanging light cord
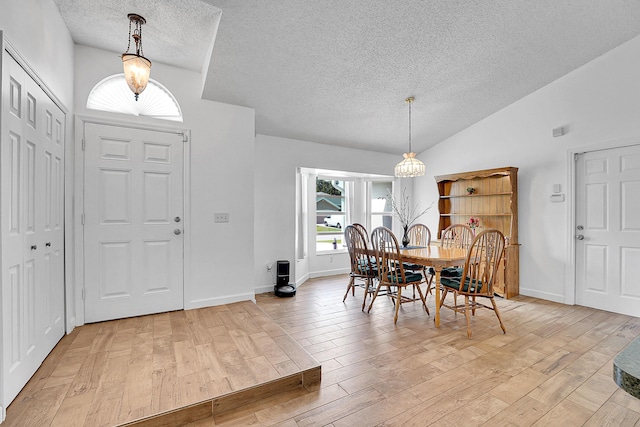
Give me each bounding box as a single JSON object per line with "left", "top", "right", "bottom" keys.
{"left": 408, "top": 98, "right": 412, "bottom": 153}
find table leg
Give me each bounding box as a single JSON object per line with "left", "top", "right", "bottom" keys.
{"left": 434, "top": 267, "right": 441, "bottom": 328}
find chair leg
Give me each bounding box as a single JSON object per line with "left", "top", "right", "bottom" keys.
{"left": 490, "top": 297, "right": 506, "bottom": 334}
{"left": 453, "top": 292, "right": 458, "bottom": 316}
{"left": 343, "top": 276, "right": 355, "bottom": 302}
{"left": 464, "top": 296, "right": 472, "bottom": 339}
{"left": 472, "top": 296, "right": 476, "bottom": 315}
{"left": 367, "top": 283, "right": 382, "bottom": 313}
{"left": 415, "top": 282, "right": 429, "bottom": 315}
{"left": 440, "top": 289, "right": 447, "bottom": 309}
{"left": 394, "top": 287, "right": 402, "bottom": 324}
{"left": 362, "top": 278, "right": 372, "bottom": 311}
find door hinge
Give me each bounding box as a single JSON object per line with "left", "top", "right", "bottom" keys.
{"left": 82, "top": 138, "right": 85, "bottom": 150}
{"left": 574, "top": 152, "right": 583, "bottom": 162}
{"left": 182, "top": 133, "right": 188, "bottom": 143}
{"left": 81, "top": 213, "right": 85, "bottom": 225}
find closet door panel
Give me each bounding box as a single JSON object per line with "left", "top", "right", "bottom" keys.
{"left": 1, "top": 51, "right": 65, "bottom": 408}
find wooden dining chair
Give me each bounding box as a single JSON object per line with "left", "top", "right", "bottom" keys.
{"left": 343, "top": 225, "right": 378, "bottom": 310}
{"left": 439, "top": 229, "right": 506, "bottom": 338}
{"left": 404, "top": 223, "right": 434, "bottom": 297}
{"left": 352, "top": 223, "right": 369, "bottom": 242}
{"left": 368, "top": 226, "right": 428, "bottom": 324}
{"left": 441, "top": 223, "right": 474, "bottom": 249}
{"left": 439, "top": 224, "right": 475, "bottom": 305}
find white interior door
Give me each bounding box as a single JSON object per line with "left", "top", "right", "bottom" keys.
{"left": 575, "top": 144, "right": 640, "bottom": 316}
{"left": 83, "top": 123, "right": 184, "bottom": 323}
{"left": 1, "top": 51, "right": 65, "bottom": 407}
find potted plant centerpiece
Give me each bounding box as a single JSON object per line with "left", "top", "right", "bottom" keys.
{"left": 388, "top": 188, "right": 433, "bottom": 247}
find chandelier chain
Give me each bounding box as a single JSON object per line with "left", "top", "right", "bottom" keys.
{"left": 137, "top": 23, "right": 144, "bottom": 57}
{"left": 125, "top": 18, "right": 132, "bottom": 54}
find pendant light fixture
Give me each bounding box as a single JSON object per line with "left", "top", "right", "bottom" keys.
{"left": 122, "top": 13, "right": 152, "bottom": 101}
{"left": 394, "top": 96, "right": 426, "bottom": 178}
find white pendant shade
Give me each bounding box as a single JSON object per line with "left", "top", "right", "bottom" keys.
{"left": 122, "top": 53, "right": 151, "bottom": 100}
{"left": 395, "top": 152, "right": 426, "bottom": 177}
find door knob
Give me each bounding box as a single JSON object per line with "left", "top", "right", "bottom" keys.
{"left": 46, "top": 242, "right": 51, "bottom": 247}
{"left": 174, "top": 216, "right": 181, "bottom": 223}
{"left": 174, "top": 229, "right": 182, "bottom": 235}
{"left": 31, "top": 244, "right": 37, "bottom": 250}
{"left": 576, "top": 235, "right": 584, "bottom": 240}
{"left": 577, "top": 225, "right": 584, "bottom": 230}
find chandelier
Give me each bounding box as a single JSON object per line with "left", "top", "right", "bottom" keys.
{"left": 122, "top": 14, "right": 152, "bottom": 101}
{"left": 394, "top": 97, "right": 426, "bottom": 178}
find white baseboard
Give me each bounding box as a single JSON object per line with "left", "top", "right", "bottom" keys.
{"left": 186, "top": 292, "right": 256, "bottom": 310}
{"left": 255, "top": 285, "right": 275, "bottom": 294}
{"left": 519, "top": 287, "right": 566, "bottom": 304}
{"left": 66, "top": 316, "right": 76, "bottom": 333}
{"left": 295, "top": 273, "right": 310, "bottom": 287}
{"left": 310, "top": 268, "right": 349, "bottom": 279}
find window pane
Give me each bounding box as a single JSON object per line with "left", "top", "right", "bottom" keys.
{"left": 372, "top": 214, "right": 393, "bottom": 230}
{"left": 317, "top": 178, "right": 347, "bottom": 251}
{"left": 372, "top": 182, "right": 392, "bottom": 213}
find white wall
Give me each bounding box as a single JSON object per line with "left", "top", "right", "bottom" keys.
{"left": 415, "top": 33, "right": 640, "bottom": 303}
{"left": 0, "top": 0, "right": 74, "bottom": 107}
{"left": 253, "top": 134, "right": 401, "bottom": 292}
{"left": 74, "top": 45, "right": 256, "bottom": 317}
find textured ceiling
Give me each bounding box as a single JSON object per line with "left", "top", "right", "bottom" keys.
{"left": 54, "top": 0, "right": 640, "bottom": 154}
{"left": 52, "top": 0, "right": 221, "bottom": 72}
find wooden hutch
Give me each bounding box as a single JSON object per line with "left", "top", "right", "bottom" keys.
{"left": 435, "top": 167, "right": 519, "bottom": 298}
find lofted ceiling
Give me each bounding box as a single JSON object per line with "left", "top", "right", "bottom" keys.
{"left": 54, "top": 0, "right": 640, "bottom": 154}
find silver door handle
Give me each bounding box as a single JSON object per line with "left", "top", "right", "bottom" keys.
{"left": 576, "top": 235, "right": 584, "bottom": 240}
{"left": 174, "top": 229, "right": 182, "bottom": 235}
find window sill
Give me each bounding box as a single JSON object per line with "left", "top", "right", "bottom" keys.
{"left": 317, "top": 249, "right": 348, "bottom": 256}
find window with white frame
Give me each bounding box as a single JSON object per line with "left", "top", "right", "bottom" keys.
{"left": 316, "top": 178, "right": 349, "bottom": 252}
{"left": 369, "top": 181, "right": 394, "bottom": 232}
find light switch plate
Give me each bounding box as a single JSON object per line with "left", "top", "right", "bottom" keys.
{"left": 214, "top": 213, "right": 229, "bottom": 223}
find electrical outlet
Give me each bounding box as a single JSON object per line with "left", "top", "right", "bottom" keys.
{"left": 214, "top": 213, "right": 229, "bottom": 223}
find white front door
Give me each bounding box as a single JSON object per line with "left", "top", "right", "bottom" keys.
{"left": 83, "top": 123, "right": 184, "bottom": 323}
{"left": 1, "top": 51, "right": 65, "bottom": 407}
{"left": 575, "top": 144, "right": 640, "bottom": 316}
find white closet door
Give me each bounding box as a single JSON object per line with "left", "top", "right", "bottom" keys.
{"left": 1, "top": 51, "right": 65, "bottom": 408}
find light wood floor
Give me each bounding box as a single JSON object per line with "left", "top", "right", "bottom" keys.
{"left": 3, "top": 301, "right": 319, "bottom": 426}
{"left": 6, "top": 274, "right": 640, "bottom": 426}
{"left": 197, "top": 274, "right": 640, "bottom": 426}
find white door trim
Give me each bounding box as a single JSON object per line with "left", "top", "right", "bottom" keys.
{"left": 73, "top": 114, "right": 191, "bottom": 327}
{"left": 566, "top": 136, "right": 640, "bottom": 305}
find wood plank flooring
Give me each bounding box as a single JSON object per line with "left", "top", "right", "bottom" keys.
{"left": 3, "top": 301, "right": 320, "bottom": 426}
{"left": 5, "top": 273, "right": 640, "bottom": 426}
{"left": 197, "top": 274, "right": 640, "bottom": 426}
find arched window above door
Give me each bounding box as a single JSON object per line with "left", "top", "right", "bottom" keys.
{"left": 86, "top": 74, "right": 183, "bottom": 122}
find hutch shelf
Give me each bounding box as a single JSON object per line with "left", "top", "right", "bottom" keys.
{"left": 435, "top": 166, "right": 519, "bottom": 298}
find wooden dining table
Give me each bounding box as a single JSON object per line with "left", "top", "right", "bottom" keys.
{"left": 399, "top": 244, "right": 468, "bottom": 327}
